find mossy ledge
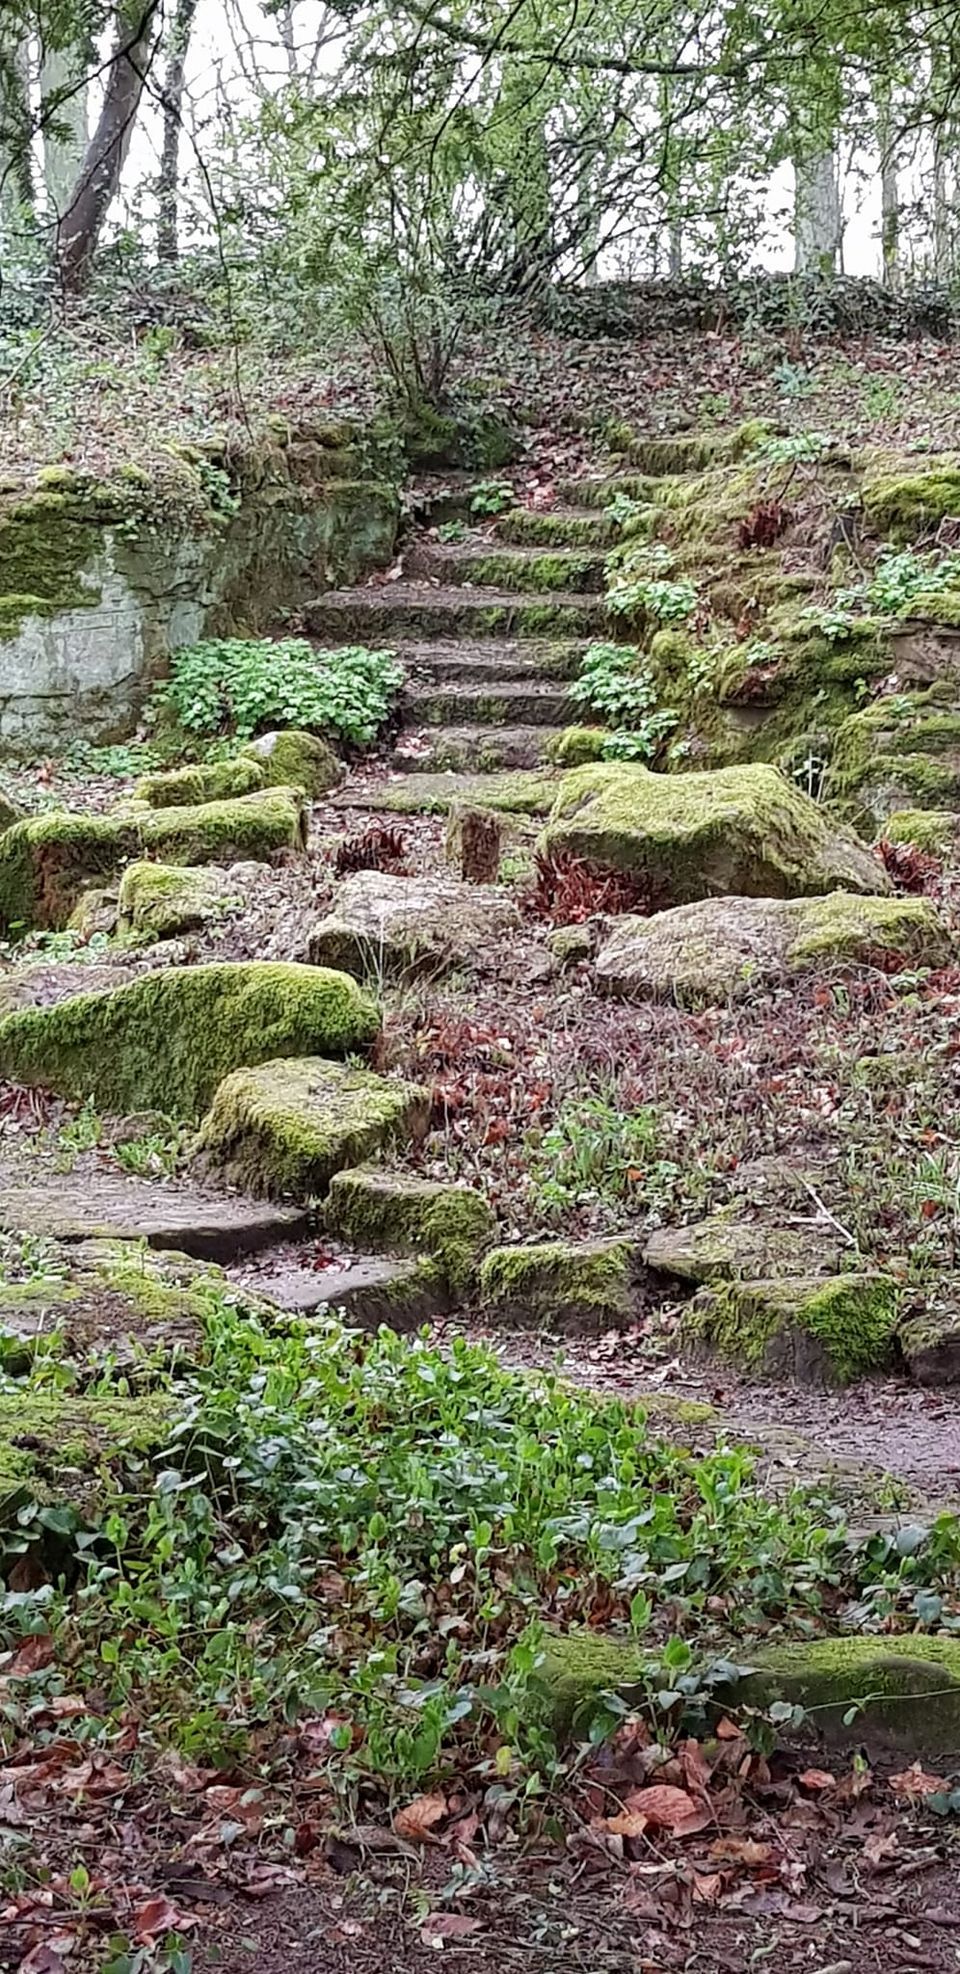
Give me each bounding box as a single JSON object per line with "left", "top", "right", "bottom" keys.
{"left": 684, "top": 1274, "right": 900, "bottom": 1384}
{"left": 0, "top": 1390, "right": 174, "bottom": 1523}
{"left": 324, "top": 1166, "right": 496, "bottom": 1290}
{"left": 0, "top": 961, "right": 380, "bottom": 1119}
{"left": 536, "top": 1630, "right": 960, "bottom": 1759}
{"left": 478, "top": 1237, "right": 643, "bottom": 1334}
{"left": 195, "top": 1058, "right": 431, "bottom": 1199}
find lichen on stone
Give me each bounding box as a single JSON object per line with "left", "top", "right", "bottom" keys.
{"left": 0, "top": 960, "right": 379, "bottom": 1118}
{"left": 478, "top": 1237, "right": 642, "bottom": 1334}
{"left": 194, "top": 1056, "right": 430, "bottom": 1198}
{"left": 324, "top": 1165, "right": 495, "bottom": 1290}
{"left": 684, "top": 1273, "right": 900, "bottom": 1384}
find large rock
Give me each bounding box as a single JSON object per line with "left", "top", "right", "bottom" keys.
{"left": 644, "top": 1212, "right": 842, "bottom": 1283}
{"left": 134, "top": 758, "right": 265, "bottom": 808}
{"left": 0, "top": 1390, "right": 174, "bottom": 1521}
{"left": 308, "top": 870, "right": 521, "bottom": 977}
{"left": 195, "top": 1057, "right": 431, "bottom": 1198}
{"left": 243, "top": 729, "right": 344, "bottom": 799}
{"left": 541, "top": 762, "right": 889, "bottom": 902}
{"left": 684, "top": 1274, "right": 899, "bottom": 1384}
{"left": 118, "top": 861, "right": 243, "bottom": 940}
{"left": 596, "top": 892, "right": 953, "bottom": 1001}
{"left": 325, "top": 1165, "right": 495, "bottom": 1289}
{"left": 0, "top": 961, "right": 379, "bottom": 1117}
{"left": 0, "top": 1238, "right": 261, "bottom": 1374}
{"left": 0, "top": 789, "right": 308, "bottom": 930}
{"left": 478, "top": 1237, "right": 644, "bottom": 1333}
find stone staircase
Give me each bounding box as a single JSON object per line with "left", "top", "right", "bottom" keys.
{"left": 305, "top": 487, "right": 615, "bottom": 771}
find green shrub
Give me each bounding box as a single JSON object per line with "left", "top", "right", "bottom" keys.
{"left": 154, "top": 638, "right": 404, "bottom": 747}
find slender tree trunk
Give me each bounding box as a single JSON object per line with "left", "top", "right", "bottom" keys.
{"left": 0, "top": 33, "right": 34, "bottom": 227}
{"left": 933, "top": 132, "right": 951, "bottom": 281}
{"left": 276, "top": 3, "right": 299, "bottom": 79}
{"left": 57, "top": 0, "right": 162, "bottom": 293}
{"left": 874, "top": 79, "right": 899, "bottom": 288}
{"left": 794, "top": 150, "right": 842, "bottom": 273}
{"left": 41, "top": 44, "right": 88, "bottom": 219}
{"left": 157, "top": 0, "right": 199, "bottom": 263}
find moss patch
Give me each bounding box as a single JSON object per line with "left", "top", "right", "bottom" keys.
{"left": 862, "top": 462, "right": 960, "bottom": 539}
{"left": 324, "top": 1166, "right": 496, "bottom": 1291}
{"left": 0, "top": 961, "right": 379, "bottom": 1119}
{"left": 117, "top": 861, "right": 242, "bottom": 940}
{"left": 684, "top": 1273, "right": 900, "bottom": 1384}
{"left": 880, "top": 808, "right": 960, "bottom": 854}
{"left": 0, "top": 1389, "right": 174, "bottom": 1522}
{"left": 134, "top": 758, "right": 265, "bottom": 808}
{"left": 242, "top": 729, "right": 344, "bottom": 798}
{"left": 195, "top": 1057, "right": 431, "bottom": 1198}
{"left": 350, "top": 771, "right": 559, "bottom": 817}
{"left": 478, "top": 1237, "right": 642, "bottom": 1334}
{"left": 547, "top": 726, "right": 610, "bottom": 767}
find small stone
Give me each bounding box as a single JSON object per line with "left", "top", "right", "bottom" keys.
{"left": 547, "top": 923, "right": 595, "bottom": 966}
{"left": 324, "top": 1165, "right": 495, "bottom": 1290}
{"left": 67, "top": 886, "right": 121, "bottom": 940}
{"left": 118, "top": 862, "right": 243, "bottom": 940}
{"left": 254, "top": 1254, "right": 448, "bottom": 1330}
{"left": 899, "top": 1303, "right": 960, "bottom": 1385}
{"left": 446, "top": 801, "right": 503, "bottom": 883}
{"left": 194, "top": 1057, "right": 431, "bottom": 1198}
{"left": 478, "top": 1236, "right": 644, "bottom": 1334}
{"left": 644, "top": 1213, "right": 841, "bottom": 1284}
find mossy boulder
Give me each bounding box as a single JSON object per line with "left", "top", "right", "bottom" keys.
{"left": 134, "top": 758, "right": 266, "bottom": 808}
{"left": 242, "top": 729, "right": 344, "bottom": 798}
{"left": 542, "top": 762, "right": 889, "bottom": 902}
{"left": 898, "top": 1296, "right": 960, "bottom": 1386}
{"left": 67, "top": 884, "right": 120, "bottom": 940}
{"left": 536, "top": 1630, "right": 960, "bottom": 1758}
{"left": 0, "top": 1238, "right": 245, "bottom": 1374}
{"left": 685, "top": 1273, "right": 900, "bottom": 1384}
{"left": 118, "top": 861, "right": 243, "bottom": 940}
{"left": 596, "top": 892, "right": 954, "bottom": 1002}
{"left": 324, "top": 1166, "right": 495, "bottom": 1291}
{"left": 0, "top": 1389, "right": 174, "bottom": 1523}
{"left": 0, "top": 961, "right": 379, "bottom": 1118}
{"left": 862, "top": 462, "right": 960, "bottom": 539}
{"left": 0, "top": 789, "right": 307, "bottom": 931}
{"left": 308, "top": 871, "right": 521, "bottom": 978}
{"left": 547, "top": 726, "right": 610, "bottom": 767}
{"left": 351, "top": 771, "right": 558, "bottom": 817}
{"left": 195, "top": 1057, "right": 431, "bottom": 1198}
{"left": 829, "top": 690, "right": 960, "bottom": 821}
{"left": 645, "top": 1212, "right": 842, "bottom": 1284}
{"left": 478, "top": 1237, "right": 644, "bottom": 1334}
{"left": 0, "top": 788, "right": 20, "bottom": 835}
{"left": 881, "top": 808, "right": 960, "bottom": 855}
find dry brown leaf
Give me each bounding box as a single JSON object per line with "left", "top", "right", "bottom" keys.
{"left": 420, "top": 1915, "right": 482, "bottom": 1944}
{"left": 889, "top": 1762, "right": 948, "bottom": 1798}
{"left": 134, "top": 1895, "right": 196, "bottom": 1942}
{"left": 393, "top": 1792, "right": 447, "bottom": 1843}
{"left": 595, "top": 1811, "right": 649, "bottom": 1838}
{"left": 692, "top": 1870, "right": 723, "bottom": 1904}
{"left": 623, "top": 1784, "right": 708, "bottom": 1835}
{"left": 863, "top": 1829, "right": 901, "bottom": 1868}
{"left": 797, "top": 1768, "right": 836, "bottom": 1792}
{"left": 708, "top": 1837, "right": 773, "bottom": 1867}
{"left": 715, "top": 1718, "right": 742, "bottom": 1740}
{"left": 6, "top": 1635, "right": 54, "bottom": 1678}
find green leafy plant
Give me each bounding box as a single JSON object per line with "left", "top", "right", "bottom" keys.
{"left": 437, "top": 519, "right": 468, "bottom": 543}
{"left": 469, "top": 479, "right": 513, "bottom": 517}
{"left": 752, "top": 430, "right": 832, "bottom": 466}
{"left": 154, "top": 638, "right": 404, "bottom": 746}
{"left": 604, "top": 491, "right": 646, "bottom": 527}
{"left": 601, "top": 720, "right": 677, "bottom": 761}
{"left": 527, "top": 1092, "right": 661, "bottom": 1216}
{"left": 607, "top": 575, "right": 697, "bottom": 623}
{"left": 570, "top": 644, "right": 677, "bottom": 762}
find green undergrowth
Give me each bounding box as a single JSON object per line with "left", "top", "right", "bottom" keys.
{"left": 153, "top": 636, "right": 404, "bottom": 747}
{"left": 5, "top": 1296, "right": 960, "bottom": 1790}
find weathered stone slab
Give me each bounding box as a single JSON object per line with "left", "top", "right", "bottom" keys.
{"left": 308, "top": 870, "right": 521, "bottom": 977}
{"left": 478, "top": 1237, "right": 645, "bottom": 1334}
{"left": 252, "top": 1254, "right": 448, "bottom": 1330}
{"left": 684, "top": 1273, "right": 899, "bottom": 1384}
{"left": 644, "top": 1212, "right": 842, "bottom": 1284}
{"left": 194, "top": 1057, "right": 431, "bottom": 1198}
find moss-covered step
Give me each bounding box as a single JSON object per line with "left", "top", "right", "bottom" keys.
{"left": 595, "top": 892, "right": 953, "bottom": 1003}
{"left": 134, "top": 757, "right": 266, "bottom": 807}
{"left": 829, "top": 689, "right": 960, "bottom": 821}
{"left": 401, "top": 679, "right": 575, "bottom": 727}
{"left": 496, "top": 508, "right": 620, "bottom": 548}
{"left": 478, "top": 1237, "right": 645, "bottom": 1334}
{"left": 536, "top": 1629, "right": 960, "bottom": 1758}
{"left": 393, "top": 638, "right": 588, "bottom": 683}
{"left": 195, "top": 1057, "right": 431, "bottom": 1198}
{"left": 252, "top": 1251, "right": 449, "bottom": 1329}
{"left": 0, "top": 1389, "right": 174, "bottom": 1524}
{"left": 0, "top": 788, "right": 308, "bottom": 931}
{"left": 645, "top": 1211, "right": 842, "bottom": 1284}
{"left": 304, "top": 583, "right": 608, "bottom": 643}
{"left": 118, "top": 861, "right": 244, "bottom": 940}
{"left": 0, "top": 1140, "right": 310, "bottom": 1261}
{"left": 392, "top": 723, "right": 559, "bottom": 772}
{"left": 409, "top": 543, "right": 608, "bottom": 593}
{"left": 541, "top": 762, "right": 889, "bottom": 902}
{"left": 898, "top": 1284, "right": 960, "bottom": 1385}
{"left": 685, "top": 1273, "right": 900, "bottom": 1384}
{"left": 242, "top": 728, "right": 344, "bottom": 798}
{"left": 335, "top": 770, "right": 559, "bottom": 817}
{"left": 0, "top": 1238, "right": 248, "bottom": 1374}
{"left": 324, "top": 1166, "right": 495, "bottom": 1291}
{"left": 862, "top": 459, "right": 960, "bottom": 539}
{"left": 307, "top": 870, "right": 521, "bottom": 979}
{"left": 0, "top": 961, "right": 379, "bottom": 1118}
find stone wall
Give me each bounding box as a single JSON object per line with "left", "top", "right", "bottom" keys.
{"left": 0, "top": 429, "right": 400, "bottom": 753}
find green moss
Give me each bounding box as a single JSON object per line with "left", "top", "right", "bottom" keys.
{"left": 624, "top": 421, "right": 772, "bottom": 477}
{"left": 0, "top": 497, "right": 103, "bottom": 641}
{"left": 788, "top": 892, "right": 953, "bottom": 967}
{"left": 547, "top": 726, "right": 610, "bottom": 766}
{"left": 0, "top": 961, "right": 379, "bottom": 1119}
{"left": 134, "top": 758, "right": 265, "bottom": 808}
{"left": 195, "top": 1057, "right": 429, "bottom": 1197}
{"left": 242, "top": 729, "right": 343, "bottom": 798}
{"left": 547, "top": 923, "right": 594, "bottom": 965}
{"left": 455, "top": 549, "right": 603, "bottom": 593}
{"left": 542, "top": 761, "right": 888, "bottom": 901}
{"left": 118, "top": 861, "right": 241, "bottom": 940}
{"left": 478, "top": 1237, "right": 640, "bottom": 1334}
{"left": 685, "top": 1273, "right": 900, "bottom": 1383}
{"left": 325, "top": 1166, "right": 495, "bottom": 1290}
{"left": 0, "top": 789, "right": 307, "bottom": 932}
{"left": 881, "top": 808, "right": 959, "bottom": 853}
{"left": 353, "top": 772, "right": 559, "bottom": 817}
{"left": 500, "top": 509, "right": 617, "bottom": 547}
{"left": 0, "top": 1389, "right": 174, "bottom": 1520}
{"left": 862, "top": 464, "right": 960, "bottom": 539}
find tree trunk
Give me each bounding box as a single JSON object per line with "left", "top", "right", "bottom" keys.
{"left": 57, "top": 0, "right": 162, "bottom": 293}
{"left": 41, "top": 43, "right": 88, "bottom": 219}
{"left": 156, "top": 0, "right": 199, "bottom": 263}
{"left": 794, "top": 150, "right": 842, "bottom": 273}
{"left": 875, "top": 80, "right": 899, "bottom": 289}
{"left": 0, "top": 32, "right": 34, "bottom": 227}
{"left": 933, "top": 134, "right": 951, "bottom": 282}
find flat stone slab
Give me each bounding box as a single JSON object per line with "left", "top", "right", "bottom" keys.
{"left": 308, "top": 870, "right": 521, "bottom": 977}
{"left": 644, "top": 1212, "right": 842, "bottom": 1284}
{"left": 252, "top": 1253, "right": 448, "bottom": 1330}
{"left": 335, "top": 771, "right": 558, "bottom": 816}
{"left": 0, "top": 1144, "right": 311, "bottom": 1262}
{"left": 478, "top": 1236, "right": 645, "bottom": 1334}
{"left": 685, "top": 1273, "right": 899, "bottom": 1385}
{"left": 0, "top": 962, "right": 133, "bottom": 1016}
{"left": 595, "top": 892, "right": 954, "bottom": 1002}
{"left": 0, "top": 1238, "right": 254, "bottom": 1372}
{"left": 194, "top": 1057, "right": 432, "bottom": 1199}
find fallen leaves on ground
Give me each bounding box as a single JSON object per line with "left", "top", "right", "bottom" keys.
{"left": 393, "top": 1793, "right": 448, "bottom": 1842}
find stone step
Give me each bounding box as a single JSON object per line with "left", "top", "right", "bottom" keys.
{"left": 401, "top": 678, "right": 574, "bottom": 728}
{"left": 333, "top": 770, "right": 559, "bottom": 815}
{"left": 304, "top": 583, "right": 608, "bottom": 643}
{"left": 406, "top": 541, "right": 607, "bottom": 593}
{"left": 391, "top": 724, "right": 557, "bottom": 771}
{"left": 243, "top": 1250, "right": 448, "bottom": 1331}
{"left": 496, "top": 507, "right": 619, "bottom": 548}
{"left": 556, "top": 473, "right": 659, "bottom": 510}
{"left": 393, "top": 637, "right": 587, "bottom": 683}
